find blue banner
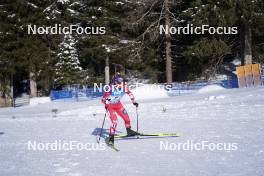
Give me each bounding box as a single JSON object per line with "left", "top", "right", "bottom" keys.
{"left": 50, "top": 88, "right": 103, "bottom": 101}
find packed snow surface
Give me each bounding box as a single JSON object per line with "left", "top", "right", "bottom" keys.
{"left": 0, "top": 86, "right": 264, "bottom": 176}
{"left": 30, "top": 97, "right": 51, "bottom": 106}
{"left": 197, "top": 84, "right": 225, "bottom": 94}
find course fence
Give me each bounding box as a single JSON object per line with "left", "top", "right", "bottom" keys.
{"left": 50, "top": 88, "right": 103, "bottom": 101}
{"left": 166, "top": 79, "right": 239, "bottom": 96}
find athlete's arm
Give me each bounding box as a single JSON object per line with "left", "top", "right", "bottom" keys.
{"left": 124, "top": 84, "right": 135, "bottom": 103}
{"left": 101, "top": 89, "right": 111, "bottom": 104}
{"left": 124, "top": 84, "right": 138, "bottom": 107}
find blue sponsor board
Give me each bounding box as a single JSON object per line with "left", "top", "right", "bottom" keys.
{"left": 221, "top": 79, "right": 239, "bottom": 89}
{"left": 50, "top": 88, "right": 103, "bottom": 101}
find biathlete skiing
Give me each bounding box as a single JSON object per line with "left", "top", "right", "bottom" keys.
{"left": 101, "top": 74, "right": 139, "bottom": 145}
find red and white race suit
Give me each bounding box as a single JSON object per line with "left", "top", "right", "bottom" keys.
{"left": 101, "top": 83, "right": 135, "bottom": 135}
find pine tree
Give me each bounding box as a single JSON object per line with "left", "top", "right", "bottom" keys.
{"left": 183, "top": 0, "right": 264, "bottom": 78}
{"left": 77, "top": 0, "right": 132, "bottom": 83}
{"left": 0, "top": 0, "right": 56, "bottom": 97}
{"left": 54, "top": 34, "right": 83, "bottom": 88}
{"left": 122, "top": 0, "right": 193, "bottom": 82}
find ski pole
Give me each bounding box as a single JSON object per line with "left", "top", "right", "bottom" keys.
{"left": 136, "top": 107, "right": 139, "bottom": 133}
{"left": 98, "top": 110, "right": 107, "bottom": 143}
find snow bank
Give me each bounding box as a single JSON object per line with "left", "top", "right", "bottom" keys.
{"left": 30, "top": 97, "right": 51, "bottom": 106}
{"left": 197, "top": 84, "right": 225, "bottom": 94}
{"left": 128, "top": 84, "right": 169, "bottom": 100}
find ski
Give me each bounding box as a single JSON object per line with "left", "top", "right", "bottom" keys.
{"left": 104, "top": 136, "right": 120, "bottom": 152}
{"left": 106, "top": 142, "right": 120, "bottom": 152}
{"left": 115, "top": 132, "right": 181, "bottom": 139}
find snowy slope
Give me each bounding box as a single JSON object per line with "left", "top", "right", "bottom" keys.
{"left": 0, "top": 86, "right": 264, "bottom": 176}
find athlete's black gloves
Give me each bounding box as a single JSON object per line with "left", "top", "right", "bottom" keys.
{"left": 133, "top": 102, "right": 139, "bottom": 107}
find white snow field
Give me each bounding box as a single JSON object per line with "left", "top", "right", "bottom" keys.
{"left": 1, "top": 86, "right": 264, "bottom": 176}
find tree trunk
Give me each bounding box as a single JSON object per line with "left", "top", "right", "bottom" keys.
{"left": 165, "top": 0, "right": 173, "bottom": 83}
{"left": 10, "top": 74, "right": 14, "bottom": 106}
{"left": 241, "top": 18, "right": 252, "bottom": 65}
{"left": 105, "top": 56, "right": 110, "bottom": 85}
{"left": 29, "top": 72, "right": 37, "bottom": 97}
{"left": 0, "top": 79, "right": 13, "bottom": 107}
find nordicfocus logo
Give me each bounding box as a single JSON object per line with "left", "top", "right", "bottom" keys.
{"left": 27, "top": 24, "right": 106, "bottom": 35}
{"left": 160, "top": 140, "right": 238, "bottom": 152}
{"left": 93, "top": 82, "right": 173, "bottom": 93}
{"left": 27, "top": 140, "right": 106, "bottom": 151}
{"left": 160, "top": 24, "right": 238, "bottom": 35}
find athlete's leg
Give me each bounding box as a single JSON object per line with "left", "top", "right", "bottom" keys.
{"left": 107, "top": 105, "right": 118, "bottom": 136}
{"left": 115, "top": 103, "right": 131, "bottom": 128}
{"left": 115, "top": 103, "right": 139, "bottom": 136}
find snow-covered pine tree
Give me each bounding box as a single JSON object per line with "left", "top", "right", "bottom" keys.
{"left": 54, "top": 34, "right": 83, "bottom": 88}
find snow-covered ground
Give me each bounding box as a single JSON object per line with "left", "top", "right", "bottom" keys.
{"left": 0, "top": 86, "right": 264, "bottom": 176}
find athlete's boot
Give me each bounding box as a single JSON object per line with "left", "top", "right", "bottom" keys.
{"left": 126, "top": 128, "right": 140, "bottom": 137}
